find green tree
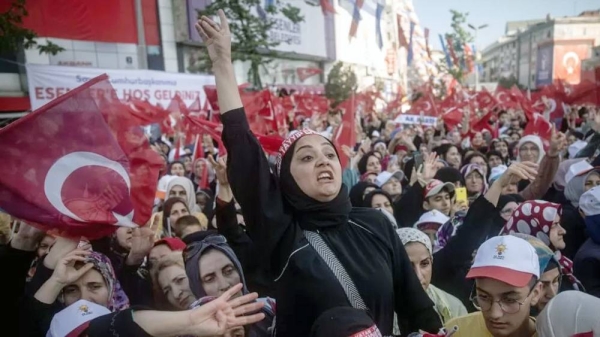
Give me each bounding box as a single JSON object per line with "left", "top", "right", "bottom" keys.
{"left": 325, "top": 62, "right": 357, "bottom": 110}
{"left": 0, "top": 0, "right": 64, "bottom": 55}
{"left": 437, "top": 10, "right": 473, "bottom": 84}
{"left": 497, "top": 75, "right": 525, "bottom": 90}
{"left": 193, "top": 0, "right": 304, "bottom": 89}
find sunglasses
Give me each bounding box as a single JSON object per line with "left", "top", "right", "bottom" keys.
{"left": 182, "top": 234, "right": 228, "bottom": 263}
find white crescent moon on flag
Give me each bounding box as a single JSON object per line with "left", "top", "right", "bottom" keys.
{"left": 562, "top": 52, "right": 580, "bottom": 67}
{"left": 562, "top": 52, "right": 580, "bottom": 75}
{"left": 497, "top": 92, "right": 507, "bottom": 102}
{"left": 43, "top": 151, "right": 136, "bottom": 227}
{"left": 548, "top": 98, "right": 556, "bottom": 113}
{"left": 424, "top": 102, "right": 431, "bottom": 111}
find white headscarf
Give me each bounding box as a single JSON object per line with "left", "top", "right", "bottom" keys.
{"left": 166, "top": 177, "right": 199, "bottom": 212}
{"left": 537, "top": 291, "right": 600, "bottom": 337}
{"left": 396, "top": 227, "right": 432, "bottom": 256}
{"left": 516, "top": 135, "right": 546, "bottom": 164}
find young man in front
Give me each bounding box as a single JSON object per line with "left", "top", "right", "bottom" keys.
{"left": 445, "top": 235, "right": 543, "bottom": 337}
{"left": 423, "top": 179, "right": 456, "bottom": 217}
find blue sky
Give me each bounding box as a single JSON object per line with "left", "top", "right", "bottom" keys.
{"left": 413, "top": 0, "right": 599, "bottom": 51}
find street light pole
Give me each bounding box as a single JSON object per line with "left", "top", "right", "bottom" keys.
{"left": 468, "top": 23, "right": 488, "bottom": 91}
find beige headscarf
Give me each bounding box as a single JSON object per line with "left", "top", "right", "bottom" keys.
{"left": 166, "top": 177, "right": 199, "bottom": 212}
{"left": 537, "top": 291, "right": 600, "bottom": 337}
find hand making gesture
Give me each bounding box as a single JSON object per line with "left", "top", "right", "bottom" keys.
{"left": 196, "top": 10, "right": 232, "bottom": 66}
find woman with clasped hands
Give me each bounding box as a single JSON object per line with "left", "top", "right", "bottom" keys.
{"left": 195, "top": 10, "right": 442, "bottom": 337}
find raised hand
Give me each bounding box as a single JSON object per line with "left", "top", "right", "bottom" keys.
{"left": 497, "top": 162, "right": 538, "bottom": 187}
{"left": 208, "top": 155, "right": 229, "bottom": 185}
{"left": 10, "top": 221, "right": 45, "bottom": 252}
{"left": 359, "top": 139, "right": 372, "bottom": 155}
{"left": 422, "top": 152, "right": 439, "bottom": 181}
{"left": 186, "top": 284, "right": 265, "bottom": 336}
{"left": 44, "top": 236, "right": 80, "bottom": 270}
{"left": 126, "top": 227, "right": 156, "bottom": 266}
{"left": 195, "top": 10, "right": 232, "bottom": 66}
{"left": 51, "top": 249, "right": 93, "bottom": 285}
{"left": 547, "top": 126, "right": 567, "bottom": 157}
{"left": 341, "top": 145, "right": 356, "bottom": 159}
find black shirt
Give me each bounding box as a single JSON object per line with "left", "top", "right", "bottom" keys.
{"left": 221, "top": 108, "right": 442, "bottom": 336}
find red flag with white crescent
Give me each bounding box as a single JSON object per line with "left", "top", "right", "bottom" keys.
{"left": 0, "top": 75, "right": 163, "bottom": 238}
{"left": 524, "top": 113, "right": 553, "bottom": 147}
{"left": 334, "top": 96, "right": 357, "bottom": 168}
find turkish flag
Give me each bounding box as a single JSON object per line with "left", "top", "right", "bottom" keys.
{"left": 0, "top": 75, "right": 163, "bottom": 239}
{"left": 334, "top": 96, "right": 357, "bottom": 168}
{"left": 524, "top": 113, "right": 554, "bottom": 147}
{"left": 297, "top": 67, "right": 322, "bottom": 82}
{"left": 441, "top": 106, "right": 463, "bottom": 129}
{"left": 123, "top": 99, "right": 171, "bottom": 132}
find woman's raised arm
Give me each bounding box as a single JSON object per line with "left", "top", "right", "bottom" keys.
{"left": 195, "top": 11, "right": 292, "bottom": 269}
{"left": 195, "top": 10, "right": 241, "bottom": 114}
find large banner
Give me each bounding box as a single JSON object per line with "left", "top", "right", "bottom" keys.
{"left": 553, "top": 42, "right": 593, "bottom": 85}
{"left": 26, "top": 64, "right": 215, "bottom": 110}
{"left": 535, "top": 43, "right": 554, "bottom": 87}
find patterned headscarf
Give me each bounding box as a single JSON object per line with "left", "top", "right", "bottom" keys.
{"left": 396, "top": 228, "right": 432, "bottom": 256}
{"left": 84, "top": 252, "right": 130, "bottom": 312}
{"left": 460, "top": 163, "right": 489, "bottom": 196}
{"left": 499, "top": 200, "right": 583, "bottom": 290}
{"left": 434, "top": 210, "right": 467, "bottom": 253}
{"left": 275, "top": 129, "right": 321, "bottom": 176}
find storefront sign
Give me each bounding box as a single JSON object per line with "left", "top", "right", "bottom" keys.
{"left": 26, "top": 64, "right": 215, "bottom": 110}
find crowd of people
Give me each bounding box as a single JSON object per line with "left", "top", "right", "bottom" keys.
{"left": 2, "top": 9, "right": 600, "bottom": 337}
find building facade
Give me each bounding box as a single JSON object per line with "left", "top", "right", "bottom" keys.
{"left": 481, "top": 10, "right": 600, "bottom": 89}
{"left": 0, "top": 0, "right": 168, "bottom": 124}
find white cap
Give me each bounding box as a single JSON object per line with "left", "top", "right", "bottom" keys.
{"left": 489, "top": 165, "right": 508, "bottom": 183}
{"left": 375, "top": 171, "right": 405, "bottom": 187}
{"left": 580, "top": 186, "right": 600, "bottom": 217}
{"left": 565, "top": 160, "right": 594, "bottom": 184}
{"left": 568, "top": 140, "right": 587, "bottom": 159}
{"left": 414, "top": 210, "right": 450, "bottom": 231}
{"left": 467, "top": 236, "right": 540, "bottom": 287}
{"left": 47, "top": 300, "right": 110, "bottom": 337}
{"left": 371, "top": 130, "right": 380, "bottom": 138}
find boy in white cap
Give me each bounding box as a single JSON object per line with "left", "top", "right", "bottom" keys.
{"left": 445, "top": 236, "right": 543, "bottom": 337}
{"left": 414, "top": 210, "right": 450, "bottom": 244}
{"left": 423, "top": 179, "right": 456, "bottom": 217}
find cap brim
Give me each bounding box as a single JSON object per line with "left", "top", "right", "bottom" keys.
{"left": 66, "top": 321, "right": 91, "bottom": 337}
{"left": 426, "top": 182, "right": 456, "bottom": 198}
{"left": 466, "top": 266, "right": 534, "bottom": 287}
{"left": 392, "top": 171, "right": 405, "bottom": 181}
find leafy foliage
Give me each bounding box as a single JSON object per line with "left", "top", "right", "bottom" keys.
{"left": 437, "top": 10, "right": 474, "bottom": 84}
{"left": 194, "top": 0, "right": 304, "bottom": 89}
{"left": 498, "top": 75, "right": 525, "bottom": 90}
{"left": 0, "top": 0, "right": 65, "bottom": 55}
{"left": 325, "top": 62, "right": 358, "bottom": 110}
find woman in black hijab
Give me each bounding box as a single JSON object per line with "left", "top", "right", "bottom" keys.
{"left": 348, "top": 181, "right": 378, "bottom": 207}
{"left": 195, "top": 11, "right": 441, "bottom": 337}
